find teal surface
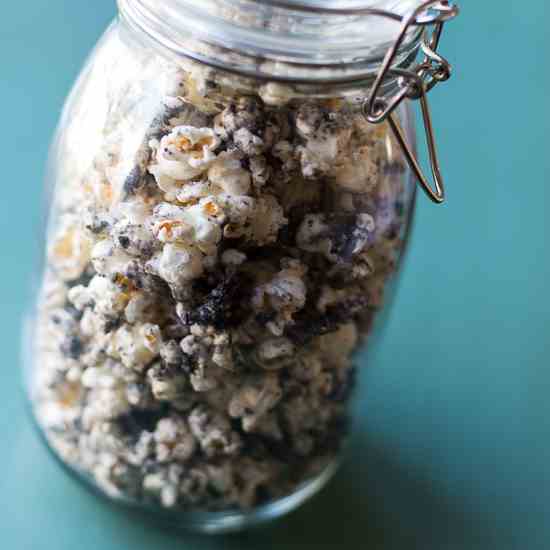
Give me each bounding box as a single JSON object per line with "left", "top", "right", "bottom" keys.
{"left": 1, "top": 1, "right": 549, "bottom": 548}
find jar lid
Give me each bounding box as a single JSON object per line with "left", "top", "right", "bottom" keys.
{"left": 255, "top": 0, "right": 419, "bottom": 11}
{"left": 121, "top": 0, "right": 427, "bottom": 79}
{"left": 253, "top": 0, "right": 427, "bottom": 56}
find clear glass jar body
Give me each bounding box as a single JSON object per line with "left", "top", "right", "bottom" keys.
{"left": 26, "top": 6, "right": 417, "bottom": 533}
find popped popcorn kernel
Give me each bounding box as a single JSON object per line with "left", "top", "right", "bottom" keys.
{"left": 48, "top": 216, "right": 93, "bottom": 281}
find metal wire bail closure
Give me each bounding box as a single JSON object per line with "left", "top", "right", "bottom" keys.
{"left": 363, "top": 0, "right": 460, "bottom": 204}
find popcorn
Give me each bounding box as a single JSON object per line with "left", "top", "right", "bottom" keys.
{"left": 153, "top": 416, "right": 196, "bottom": 463}
{"left": 214, "top": 194, "right": 286, "bottom": 245}
{"left": 143, "top": 464, "right": 184, "bottom": 508}
{"left": 295, "top": 102, "right": 352, "bottom": 179}
{"left": 35, "top": 51, "right": 408, "bottom": 513}
{"left": 316, "top": 323, "right": 358, "bottom": 369}
{"left": 159, "top": 340, "right": 184, "bottom": 366}
{"left": 147, "top": 243, "right": 204, "bottom": 286}
{"left": 207, "top": 154, "right": 251, "bottom": 195}
{"left": 216, "top": 194, "right": 256, "bottom": 236}
{"left": 110, "top": 200, "right": 156, "bottom": 256}
{"left": 69, "top": 275, "right": 130, "bottom": 318}
{"left": 296, "top": 213, "right": 375, "bottom": 263}
{"left": 149, "top": 126, "right": 220, "bottom": 198}
{"left": 178, "top": 67, "right": 220, "bottom": 114}
{"left": 177, "top": 326, "right": 236, "bottom": 390}
{"left": 228, "top": 374, "right": 282, "bottom": 432}
{"left": 292, "top": 352, "right": 323, "bottom": 382}
{"left": 272, "top": 140, "right": 297, "bottom": 173}
{"left": 259, "top": 82, "right": 293, "bottom": 106}
{"left": 179, "top": 468, "right": 209, "bottom": 504}
{"left": 147, "top": 362, "right": 188, "bottom": 402}
{"left": 107, "top": 323, "right": 162, "bottom": 371}
{"left": 221, "top": 249, "right": 247, "bottom": 266}
{"left": 84, "top": 385, "right": 131, "bottom": 423}
{"left": 128, "top": 431, "right": 154, "bottom": 466}
{"left": 149, "top": 201, "right": 222, "bottom": 253}
{"left": 233, "top": 127, "right": 265, "bottom": 156}
{"left": 40, "top": 272, "right": 68, "bottom": 310}
{"left": 188, "top": 405, "right": 242, "bottom": 458}
{"left": 124, "top": 292, "right": 156, "bottom": 324}
{"left": 253, "top": 259, "right": 307, "bottom": 321}
{"left": 249, "top": 155, "right": 271, "bottom": 188}
{"left": 231, "top": 458, "right": 273, "bottom": 508}
{"left": 217, "top": 97, "right": 264, "bottom": 136}
{"left": 296, "top": 214, "right": 332, "bottom": 259}
{"left": 331, "top": 144, "right": 380, "bottom": 193}
{"left": 91, "top": 239, "right": 133, "bottom": 277}
{"left": 249, "top": 195, "right": 287, "bottom": 245}
{"left": 48, "top": 216, "right": 93, "bottom": 281}
{"left": 256, "top": 337, "right": 295, "bottom": 370}
{"left": 175, "top": 180, "right": 211, "bottom": 204}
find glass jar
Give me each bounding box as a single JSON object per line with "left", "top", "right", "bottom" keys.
{"left": 25, "top": 0, "right": 458, "bottom": 533}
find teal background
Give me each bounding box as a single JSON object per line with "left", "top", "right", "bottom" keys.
{"left": 1, "top": 1, "right": 548, "bottom": 548}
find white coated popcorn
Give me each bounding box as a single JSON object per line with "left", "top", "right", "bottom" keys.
{"left": 81, "top": 366, "right": 113, "bottom": 389}
{"left": 40, "top": 273, "right": 68, "bottom": 309}
{"left": 149, "top": 201, "right": 222, "bottom": 253}
{"left": 179, "top": 468, "right": 209, "bottom": 504}
{"left": 257, "top": 337, "right": 295, "bottom": 369}
{"left": 272, "top": 140, "right": 298, "bottom": 175}
{"left": 296, "top": 214, "right": 332, "bottom": 259}
{"left": 84, "top": 385, "right": 130, "bottom": 422}
{"left": 249, "top": 155, "right": 271, "bottom": 188}
{"left": 149, "top": 126, "right": 220, "bottom": 198}
{"left": 233, "top": 127, "right": 265, "bottom": 155}
{"left": 110, "top": 199, "right": 155, "bottom": 256}
{"left": 253, "top": 260, "right": 307, "bottom": 319}
{"left": 143, "top": 463, "right": 184, "bottom": 508}
{"left": 91, "top": 239, "right": 133, "bottom": 277}
{"left": 148, "top": 243, "right": 204, "bottom": 286}
{"left": 175, "top": 180, "right": 211, "bottom": 204}
{"left": 221, "top": 249, "right": 247, "bottom": 266}
{"left": 128, "top": 431, "right": 154, "bottom": 466}
{"left": 295, "top": 103, "right": 352, "bottom": 179}
{"left": 296, "top": 213, "right": 375, "bottom": 263}
{"left": 147, "top": 362, "right": 188, "bottom": 402}
{"left": 258, "top": 82, "right": 293, "bottom": 106}
{"left": 218, "top": 194, "right": 287, "bottom": 244}
{"left": 228, "top": 374, "right": 282, "bottom": 432}
{"left": 69, "top": 275, "right": 129, "bottom": 318}
{"left": 48, "top": 216, "right": 92, "bottom": 281}
{"left": 107, "top": 323, "right": 161, "bottom": 371}
{"left": 188, "top": 405, "right": 242, "bottom": 458}
{"left": 298, "top": 138, "right": 339, "bottom": 179}
{"left": 189, "top": 364, "right": 219, "bottom": 393}
{"left": 208, "top": 154, "right": 251, "bottom": 195}
{"left": 154, "top": 416, "right": 196, "bottom": 463}
{"left": 316, "top": 285, "right": 350, "bottom": 313}
{"left": 124, "top": 292, "right": 155, "bottom": 324}
{"left": 217, "top": 194, "right": 255, "bottom": 227}
{"left": 34, "top": 47, "right": 408, "bottom": 512}
{"left": 331, "top": 144, "right": 380, "bottom": 192}
{"left": 249, "top": 195, "right": 287, "bottom": 245}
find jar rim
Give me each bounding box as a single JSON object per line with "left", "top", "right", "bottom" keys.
{"left": 118, "top": 0, "right": 423, "bottom": 85}
{"left": 244, "top": 0, "right": 412, "bottom": 14}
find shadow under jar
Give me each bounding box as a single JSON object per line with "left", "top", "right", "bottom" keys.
{"left": 25, "top": 0, "right": 455, "bottom": 534}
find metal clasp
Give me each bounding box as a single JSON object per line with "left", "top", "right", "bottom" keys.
{"left": 362, "top": 1, "right": 460, "bottom": 204}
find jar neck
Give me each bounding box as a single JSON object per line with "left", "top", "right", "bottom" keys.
{"left": 118, "top": 0, "right": 422, "bottom": 87}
